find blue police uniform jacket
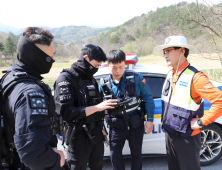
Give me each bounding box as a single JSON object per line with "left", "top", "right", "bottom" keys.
{"left": 99, "top": 71, "right": 155, "bottom": 121}
{"left": 4, "top": 64, "right": 61, "bottom": 170}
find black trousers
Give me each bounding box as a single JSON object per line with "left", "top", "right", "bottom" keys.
{"left": 67, "top": 126, "right": 104, "bottom": 170}
{"left": 109, "top": 123, "right": 144, "bottom": 170}
{"left": 1, "top": 153, "right": 30, "bottom": 170}
{"left": 166, "top": 132, "right": 201, "bottom": 170}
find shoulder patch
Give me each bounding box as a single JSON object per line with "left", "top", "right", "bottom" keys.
{"left": 59, "top": 94, "right": 72, "bottom": 101}
{"left": 141, "top": 78, "right": 146, "bottom": 84}
{"left": 204, "top": 83, "right": 212, "bottom": 89}
{"left": 58, "top": 81, "right": 72, "bottom": 100}
{"left": 28, "top": 92, "right": 45, "bottom": 97}
{"left": 28, "top": 92, "right": 48, "bottom": 115}
{"left": 58, "top": 81, "right": 71, "bottom": 87}
{"left": 59, "top": 86, "right": 70, "bottom": 94}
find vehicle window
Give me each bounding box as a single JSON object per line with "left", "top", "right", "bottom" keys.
{"left": 95, "top": 74, "right": 109, "bottom": 84}
{"left": 144, "top": 77, "right": 165, "bottom": 99}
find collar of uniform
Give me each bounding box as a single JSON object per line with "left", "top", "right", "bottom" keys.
{"left": 109, "top": 71, "right": 126, "bottom": 85}
{"left": 172, "top": 60, "right": 189, "bottom": 77}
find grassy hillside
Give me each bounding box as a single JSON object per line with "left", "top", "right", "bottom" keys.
{"left": 86, "top": 2, "right": 207, "bottom": 56}
{"left": 0, "top": 2, "right": 220, "bottom": 61}
{"left": 50, "top": 26, "right": 110, "bottom": 45}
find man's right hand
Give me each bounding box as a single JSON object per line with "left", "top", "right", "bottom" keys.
{"left": 85, "top": 99, "right": 117, "bottom": 116}
{"left": 96, "top": 99, "right": 118, "bottom": 111}
{"left": 53, "top": 148, "right": 65, "bottom": 167}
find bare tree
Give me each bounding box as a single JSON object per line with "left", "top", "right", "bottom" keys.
{"left": 177, "top": 0, "right": 222, "bottom": 64}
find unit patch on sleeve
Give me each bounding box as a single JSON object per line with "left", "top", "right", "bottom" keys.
{"left": 58, "top": 81, "right": 72, "bottom": 101}
{"left": 58, "top": 81, "right": 71, "bottom": 87}
{"left": 141, "top": 78, "right": 146, "bottom": 85}
{"left": 28, "top": 92, "right": 48, "bottom": 115}
{"left": 204, "top": 83, "right": 212, "bottom": 89}
{"left": 59, "top": 86, "right": 70, "bottom": 94}
{"left": 59, "top": 94, "right": 72, "bottom": 101}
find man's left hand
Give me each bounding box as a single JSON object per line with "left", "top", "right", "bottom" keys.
{"left": 102, "top": 129, "right": 107, "bottom": 136}
{"left": 190, "top": 116, "right": 203, "bottom": 130}
{"left": 144, "top": 121, "right": 153, "bottom": 134}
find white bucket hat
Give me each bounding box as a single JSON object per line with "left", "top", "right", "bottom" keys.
{"left": 153, "top": 36, "right": 198, "bottom": 55}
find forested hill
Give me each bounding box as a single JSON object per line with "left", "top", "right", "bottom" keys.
{"left": 0, "top": 1, "right": 216, "bottom": 63}
{"left": 50, "top": 26, "right": 110, "bottom": 44}
{"left": 86, "top": 2, "right": 207, "bottom": 56}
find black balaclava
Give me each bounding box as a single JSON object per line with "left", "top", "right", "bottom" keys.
{"left": 72, "top": 55, "right": 98, "bottom": 79}
{"left": 15, "top": 36, "right": 54, "bottom": 78}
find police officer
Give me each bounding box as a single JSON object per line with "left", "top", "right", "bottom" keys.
{"left": 99, "top": 50, "right": 155, "bottom": 170}
{"left": 153, "top": 36, "right": 222, "bottom": 170}
{"left": 54, "top": 44, "right": 119, "bottom": 170}
{"left": 1, "top": 27, "right": 65, "bottom": 170}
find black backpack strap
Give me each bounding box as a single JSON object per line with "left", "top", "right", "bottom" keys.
{"left": 61, "top": 68, "right": 86, "bottom": 107}
{"left": 124, "top": 70, "right": 137, "bottom": 97}
{"left": 62, "top": 68, "right": 82, "bottom": 87}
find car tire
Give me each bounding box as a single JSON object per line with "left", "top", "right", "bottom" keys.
{"left": 200, "top": 123, "right": 222, "bottom": 166}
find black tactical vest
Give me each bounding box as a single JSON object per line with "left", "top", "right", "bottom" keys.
{"left": 101, "top": 70, "right": 141, "bottom": 119}
{"left": 0, "top": 71, "right": 61, "bottom": 155}
{"left": 61, "top": 68, "right": 105, "bottom": 124}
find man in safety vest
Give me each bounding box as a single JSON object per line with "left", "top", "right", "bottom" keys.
{"left": 153, "top": 36, "right": 222, "bottom": 170}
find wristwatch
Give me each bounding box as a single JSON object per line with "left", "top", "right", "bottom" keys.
{"left": 197, "top": 119, "right": 204, "bottom": 127}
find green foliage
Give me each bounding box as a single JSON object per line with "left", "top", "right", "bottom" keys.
{"left": 135, "top": 29, "right": 141, "bottom": 38}
{"left": 0, "top": 42, "right": 4, "bottom": 51}
{"left": 50, "top": 26, "right": 110, "bottom": 44}
{"left": 5, "top": 36, "right": 16, "bottom": 55}
{"left": 201, "top": 69, "right": 222, "bottom": 82}
{"left": 0, "top": 1, "right": 216, "bottom": 60}
{"left": 109, "top": 35, "right": 120, "bottom": 44}
{"left": 0, "top": 61, "right": 5, "bottom": 67}
{"left": 42, "top": 78, "right": 56, "bottom": 89}
{"left": 91, "top": 2, "right": 212, "bottom": 57}
{"left": 119, "top": 27, "right": 126, "bottom": 34}
{"left": 0, "top": 32, "right": 8, "bottom": 42}
{"left": 125, "top": 34, "right": 135, "bottom": 42}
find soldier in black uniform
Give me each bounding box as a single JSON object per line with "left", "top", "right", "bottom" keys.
{"left": 54, "top": 44, "right": 119, "bottom": 170}
{"left": 0, "top": 27, "right": 65, "bottom": 170}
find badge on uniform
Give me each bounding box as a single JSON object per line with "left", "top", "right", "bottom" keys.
{"left": 59, "top": 94, "right": 72, "bottom": 101}
{"left": 58, "top": 81, "right": 71, "bottom": 87}
{"left": 141, "top": 78, "right": 146, "bottom": 84}
{"left": 58, "top": 81, "right": 72, "bottom": 102}
{"left": 60, "top": 86, "right": 70, "bottom": 94}
{"left": 28, "top": 92, "right": 48, "bottom": 115}
{"left": 86, "top": 85, "right": 96, "bottom": 97}
{"left": 179, "top": 81, "right": 188, "bottom": 87}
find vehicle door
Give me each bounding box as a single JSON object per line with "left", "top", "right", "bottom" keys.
{"left": 140, "top": 73, "right": 166, "bottom": 154}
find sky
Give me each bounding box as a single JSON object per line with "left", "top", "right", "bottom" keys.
{"left": 0, "top": 0, "right": 216, "bottom": 28}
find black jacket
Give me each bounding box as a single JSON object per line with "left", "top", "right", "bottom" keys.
{"left": 3, "top": 64, "right": 61, "bottom": 170}
{"left": 54, "top": 66, "right": 104, "bottom": 123}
